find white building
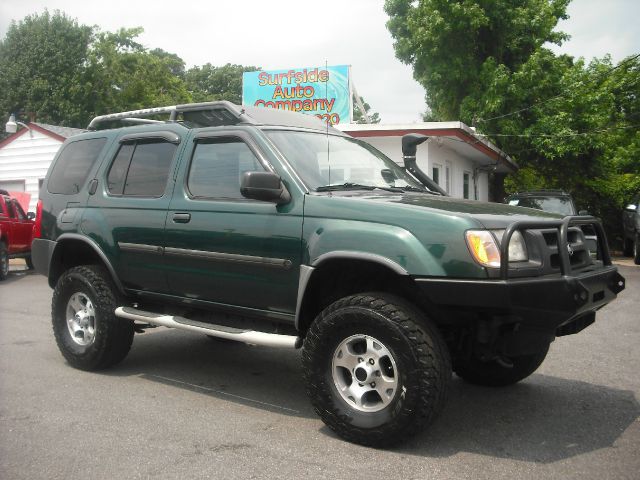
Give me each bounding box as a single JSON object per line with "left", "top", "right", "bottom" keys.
{"left": 338, "top": 122, "right": 517, "bottom": 202}
{"left": 0, "top": 123, "right": 84, "bottom": 212}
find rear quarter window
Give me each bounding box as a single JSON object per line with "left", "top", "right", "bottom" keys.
{"left": 48, "top": 138, "right": 107, "bottom": 194}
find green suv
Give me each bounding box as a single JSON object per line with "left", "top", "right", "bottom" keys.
{"left": 32, "top": 102, "right": 625, "bottom": 446}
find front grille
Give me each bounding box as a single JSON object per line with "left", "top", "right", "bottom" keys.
{"left": 496, "top": 216, "right": 610, "bottom": 280}
{"left": 541, "top": 227, "right": 592, "bottom": 271}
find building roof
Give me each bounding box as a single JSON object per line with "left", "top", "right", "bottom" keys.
{"left": 32, "top": 122, "right": 85, "bottom": 139}
{"left": 337, "top": 121, "right": 518, "bottom": 173}
{"left": 0, "top": 121, "right": 85, "bottom": 149}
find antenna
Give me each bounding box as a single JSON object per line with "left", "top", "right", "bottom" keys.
{"left": 325, "top": 60, "right": 331, "bottom": 188}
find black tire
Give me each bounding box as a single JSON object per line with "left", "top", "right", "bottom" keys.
{"left": 623, "top": 236, "right": 634, "bottom": 257}
{"left": 52, "top": 265, "right": 134, "bottom": 371}
{"left": 25, "top": 255, "right": 34, "bottom": 270}
{"left": 634, "top": 234, "right": 640, "bottom": 265}
{"left": 455, "top": 344, "right": 550, "bottom": 387}
{"left": 302, "top": 293, "right": 451, "bottom": 447}
{"left": 0, "top": 241, "right": 8, "bottom": 280}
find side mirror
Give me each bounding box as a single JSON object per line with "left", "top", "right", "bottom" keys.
{"left": 240, "top": 171, "right": 291, "bottom": 205}
{"left": 624, "top": 204, "right": 637, "bottom": 212}
{"left": 27, "top": 212, "right": 36, "bottom": 220}
{"left": 578, "top": 210, "right": 590, "bottom": 216}
{"left": 380, "top": 169, "right": 396, "bottom": 184}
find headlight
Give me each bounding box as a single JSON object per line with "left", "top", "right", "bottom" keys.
{"left": 465, "top": 229, "right": 528, "bottom": 268}
{"left": 491, "top": 229, "right": 528, "bottom": 262}
{"left": 465, "top": 230, "right": 501, "bottom": 267}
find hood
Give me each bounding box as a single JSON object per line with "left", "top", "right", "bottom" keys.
{"left": 315, "top": 191, "right": 562, "bottom": 228}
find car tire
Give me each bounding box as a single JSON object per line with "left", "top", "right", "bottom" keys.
{"left": 454, "top": 343, "right": 550, "bottom": 387}
{"left": 52, "top": 265, "right": 134, "bottom": 371}
{"left": 302, "top": 292, "right": 451, "bottom": 447}
{"left": 0, "top": 241, "right": 8, "bottom": 280}
{"left": 623, "top": 236, "right": 634, "bottom": 257}
{"left": 634, "top": 233, "right": 640, "bottom": 265}
{"left": 25, "top": 255, "right": 34, "bottom": 270}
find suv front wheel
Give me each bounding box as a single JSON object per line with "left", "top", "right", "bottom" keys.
{"left": 302, "top": 293, "right": 451, "bottom": 447}
{"left": 52, "top": 265, "right": 134, "bottom": 370}
{"left": 0, "top": 241, "right": 8, "bottom": 280}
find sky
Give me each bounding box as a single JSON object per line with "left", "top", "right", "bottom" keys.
{"left": 1, "top": 0, "right": 638, "bottom": 124}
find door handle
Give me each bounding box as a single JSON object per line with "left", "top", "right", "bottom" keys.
{"left": 172, "top": 213, "right": 191, "bottom": 223}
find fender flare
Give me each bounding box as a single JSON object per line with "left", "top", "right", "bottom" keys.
{"left": 294, "top": 251, "right": 410, "bottom": 330}
{"left": 51, "top": 233, "right": 125, "bottom": 293}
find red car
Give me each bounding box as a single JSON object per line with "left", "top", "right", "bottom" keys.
{"left": 0, "top": 189, "right": 35, "bottom": 280}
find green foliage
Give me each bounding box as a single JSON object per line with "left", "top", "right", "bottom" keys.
{"left": 82, "top": 28, "right": 192, "bottom": 117}
{"left": 353, "top": 95, "right": 381, "bottom": 124}
{"left": 0, "top": 10, "right": 93, "bottom": 126}
{"left": 385, "top": 0, "right": 570, "bottom": 120}
{"left": 385, "top": 0, "right": 640, "bottom": 245}
{"left": 185, "top": 64, "right": 259, "bottom": 104}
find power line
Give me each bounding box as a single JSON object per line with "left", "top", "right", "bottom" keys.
{"left": 478, "top": 123, "right": 640, "bottom": 139}
{"left": 478, "top": 53, "right": 640, "bottom": 124}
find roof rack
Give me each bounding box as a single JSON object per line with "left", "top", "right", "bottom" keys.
{"left": 87, "top": 101, "right": 250, "bottom": 130}
{"left": 87, "top": 101, "right": 334, "bottom": 133}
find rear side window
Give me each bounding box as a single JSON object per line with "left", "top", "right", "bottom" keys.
{"left": 107, "top": 140, "right": 177, "bottom": 197}
{"left": 48, "top": 138, "right": 107, "bottom": 194}
{"left": 187, "top": 138, "right": 264, "bottom": 199}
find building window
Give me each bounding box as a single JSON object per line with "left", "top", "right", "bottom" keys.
{"left": 463, "top": 172, "right": 470, "bottom": 199}
{"left": 432, "top": 164, "right": 441, "bottom": 186}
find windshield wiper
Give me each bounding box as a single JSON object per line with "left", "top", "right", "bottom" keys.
{"left": 396, "top": 185, "right": 435, "bottom": 194}
{"left": 316, "top": 183, "right": 427, "bottom": 194}
{"left": 316, "top": 183, "right": 376, "bottom": 192}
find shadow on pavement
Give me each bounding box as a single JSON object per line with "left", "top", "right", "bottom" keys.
{"left": 1, "top": 267, "right": 37, "bottom": 285}
{"left": 102, "top": 328, "right": 639, "bottom": 462}
{"left": 398, "top": 374, "right": 639, "bottom": 463}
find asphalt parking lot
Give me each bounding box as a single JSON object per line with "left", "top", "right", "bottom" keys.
{"left": 1, "top": 263, "right": 638, "bottom": 480}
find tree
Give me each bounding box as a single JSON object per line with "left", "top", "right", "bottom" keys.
{"left": 352, "top": 95, "right": 381, "bottom": 124}
{"left": 0, "top": 13, "right": 193, "bottom": 128}
{"left": 384, "top": 0, "right": 570, "bottom": 120}
{"left": 82, "top": 28, "right": 192, "bottom": 118}
{"left": 385, "top": 0, "right": 640, "bottom": 245}
{"left": 0, "top": 10, "right": 93, "bottom": 126}
{"left": 185, "top": 63, "right": 259, "bottom": 104}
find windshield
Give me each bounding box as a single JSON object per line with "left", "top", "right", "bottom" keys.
{"left": 507, "top": 196, "right": 575, "bottom": 215}
{"left": 264, "top": 130, "right": 427, "bottom": 192}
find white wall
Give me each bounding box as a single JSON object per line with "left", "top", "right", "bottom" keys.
{"left": 355, "top": 136, "right": 489, "bottom": 201}
{"left": 0, "top": 130, "right": 62, "bottom": 212}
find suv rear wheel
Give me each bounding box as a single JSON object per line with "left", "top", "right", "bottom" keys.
{"left": 52, "top": 265, "right": 134, "bottom": 370}
{"left": 302, "top": 293, "right": 451, "bottom": 447}
{"left": 0, "top": 241, "right": 8, "bottom": 280}
{"left": 454, "top": 344, "right": 550, "bottom": 387}
{"left": 623, "top": 236, "right": 634, "bottom": 257}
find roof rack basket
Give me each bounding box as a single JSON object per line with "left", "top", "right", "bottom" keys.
{"left": 87, "top": 101, "right": 249, "bottom": 130}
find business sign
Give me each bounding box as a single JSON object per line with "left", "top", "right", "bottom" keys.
{"left": 242, "top": 65, "right": 351, "bottom": 125}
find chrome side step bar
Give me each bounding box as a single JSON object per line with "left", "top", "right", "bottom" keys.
{"left": 115, "top": 307, "right": 301, "bottom": 349}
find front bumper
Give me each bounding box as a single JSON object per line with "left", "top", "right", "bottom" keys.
{"left": 416, "top": 265, "right": 625, "bottom": 331}
{"left": 416, "top": 215, "right": 625, "bottom": 356}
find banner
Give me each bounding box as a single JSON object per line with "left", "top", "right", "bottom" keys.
{"left": 242, "top": 65, "right": 351, "bottom": 125}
